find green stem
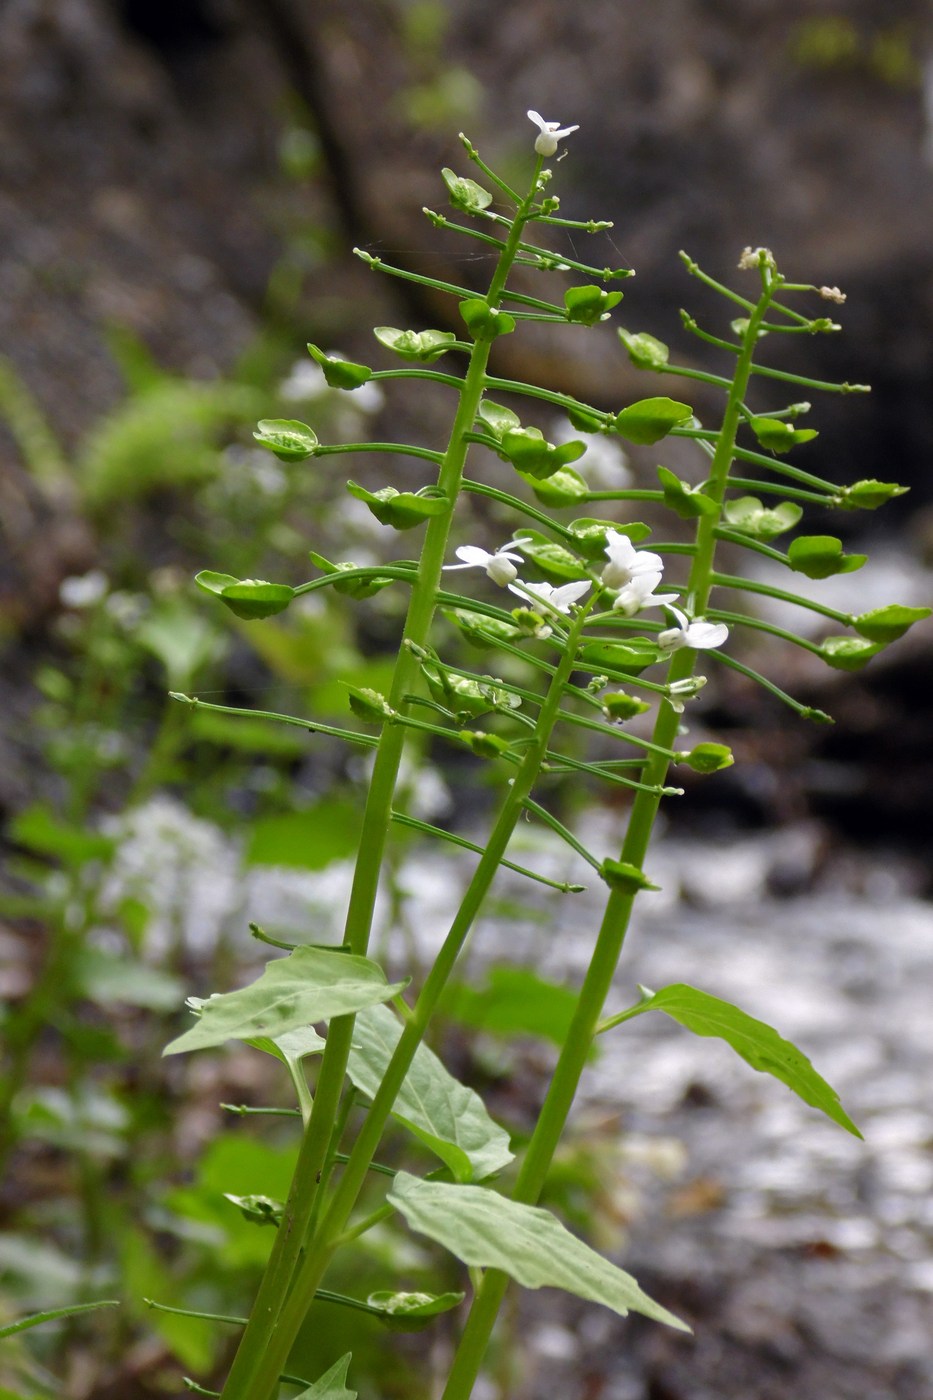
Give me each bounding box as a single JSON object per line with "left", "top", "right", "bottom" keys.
{"left": 219, "top": 164, "right": 546, "bottom": 1400}
{"left": 235, "top": 605, "right": 590, "bottom": 1391}
{"left": 439, "top": 271, "right": 776, "bottom": 1400}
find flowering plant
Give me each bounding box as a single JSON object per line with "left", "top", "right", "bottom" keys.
{"left": 149, "top": 112, "right": 928, "bottom": 1400}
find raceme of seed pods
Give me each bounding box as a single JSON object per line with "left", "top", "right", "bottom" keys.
{"left": 159, "top": 110, "right": 929, "bottom": 1400}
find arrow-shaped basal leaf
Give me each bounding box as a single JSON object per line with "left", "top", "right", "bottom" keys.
{"left": 624, "top": 983, "right": 861, "bottom": 1136}
{"left": 387, "top": 1173, "right": 689, "bottom": 1331}
{"left": 347, "top": 1005, "right": 513, "bottom": 1182}
{"left": 164, "top": 948, "right": 407, "bottom": 1055}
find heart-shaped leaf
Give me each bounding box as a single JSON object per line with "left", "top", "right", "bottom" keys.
{"left": 617, "top": 328, "right": 670, "bottom": 371}
{"left": 195, "top": 571, "right": 295, "bottom": 620}
{"left": 347, "top": 482, "right": 448, "bottom": 530}
{"left": 253, "top": 419, "right": 319, "bottom": 460}
{"left": 564, "top": 285, "right": 624, "bottom": 325}
{"left": 786, "top": 535, "right": 866, "bottom": 579}
{"left": 460, "top": 299, "right": 516, "bottom": 342}
{"left": 818, "top": 636, "right": 884, "bottom": 671}
{"left": 614, "top": 398, "right": 693, "bottom": 445}
{"left": 441, "top": 168, "right": 493, "bottom": 215}
{"left": 501, "top": 430, "right": 586, "bottom": 480}
{"left": 749, "top": 417, "right": 818, "bottom": 454}
{"left": 306, "top": 344, "right": 373, "bottom": 390}
{"left": 657, "top": 466, "right": 717, "bottom": 519}
{"left": 852, "top": 604, "right": 931, "bottom": 643}
{"left": 840, "top": 478, "right": 909, "bottom": 510}
{"left": 373, "top": 327, "right": 458, "bottom": 362}
{"left": 367, "top": 1289, "right": 465, "bottom": 1332}
{"left": 723, "top": 495, "right": 802, "bottom": 541}
{"left": 577, "top": 638, "right": 661, "bottom": 675}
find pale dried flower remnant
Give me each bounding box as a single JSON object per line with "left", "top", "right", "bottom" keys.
{"left": 819, "top": 285, "right": 847, "bottom": 305}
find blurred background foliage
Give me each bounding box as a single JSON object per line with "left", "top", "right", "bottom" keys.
{"left": 0, "top": 2, "right": 932, "bottom": 1396}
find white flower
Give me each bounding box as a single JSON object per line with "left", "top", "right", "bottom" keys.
{"left": 444, "top": 541, "right": 530, "bottom": 587}
{"left": 59, "top": 569, "right": 109, "bottom": 609}
{"left": 658, "top": 606, "right": 729, "bottom": 653}
{"left": 819, "top": 285, "right": 846, "bottom": 305}
{"left": 737, "top": 246, "right": 775, "bottom": 272}
{"left": 601, "top": 530, "right": 665, "bottom": 590}
{"left": 612, "top": 571, "right": 678, "bottom": 617}
{"left": 509, "top": 578, "right": 591, "bottom": 618}
{"left": 527, "top": 110, "right": 579, "bottom": 158}
{"left": 666, "top": 675, "right": 707, "bottom": 713}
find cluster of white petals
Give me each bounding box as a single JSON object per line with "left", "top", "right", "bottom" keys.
{"left": 600, "top": 530, "right": 677, "bottom": 617}
{"left": 527, "top": 110, "right": 579, "bottom": 157}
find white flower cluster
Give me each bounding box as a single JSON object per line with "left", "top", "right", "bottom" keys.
{"left": 443, "top": 528, "right": 729, "bottom": 652}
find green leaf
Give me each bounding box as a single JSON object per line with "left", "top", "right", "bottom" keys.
{"left": 617, "top": 328, "right": 670, "bottom": 371}
{"left": 253, "top": 418, "right": 319, "bottom": 460}
{"left": 422, "top": 666, "right": 520, "bottom": 719}
{"left": 749, "top": 416, "right": 818, "bottom": 454}
{"left": 818, "top": 636, "right": 884, "bottom": 671}
{"left": 505, "top": 530, "right": 587, "bottom": 581}
{"left": 566, "top": 518, "right": 652, "bottom": 560}
{"left": 346, "top": 1005, "right": 513, "bottom": 1182}
{"left": 564, "top": 285, "right": 623, "bottom": 325}
{"left": 565, "top": 403, "right": 605, "bottom": 433}
{"left": 441, "top": 167, "right": 493, "bottom": 215}
{"left": 306, "top": 345, "right": 373, "bottom": 390}
{"left": 346, "top": 481, "right": 449, "bottom": 530}
{"left": 852, "top": 604, "right": 931, "bottom": 642}
{"left": 136, "top": 599, "right": 225, "bottom": 688}
{"left": 74, "top": 949, "right": 185, "bottom": 1012}
{"left": 600, "top": 860, "right": 660, "bottom": 894}
{"left": 346, "top": 686, "right": 396, "bottom": 723}
{"left": 657, "top": 466, "right": 717, "bottom": 519}
{"left": 246, "top": 800, "right": 363, "bottom": 871}
{"left": 444, "top": 608, "right": 520, "bottom": 649}
{"left": 247, "top": 1025, "right": 326, "bottom": 1076}
{"left": 444, "top": 965, "right": 582, "bottom": 1047}
{"left": 786, "top": 535, "right": 867, "bottom": 579}
{"left": 0, "top": 1300, "right": 119, "bottom": 1342}
{"left": 367, "top": 1289, "right": 464, "bottom": 1333}
{"left": 676, "top": 742, "right": 734, "bottom": 774}
{"left": 291, "top": 1353, "right": 356, "bottom": 1400}
{"left": 577, "top": 639, "right": 661, "bottom": 676}
{"left": 9, "top": 805, "right": 115, "bottom": 867}
{"left": 387, "top": 1173, "right": 688, "bottom": 1330}
{"left": 223, "top": 1193, "right": 283, "bottom": 1228}
{"left": 195, "top": 570, "right": 295, "bottom": 620}
{"left": 723, "top": 495, "right": 803, "bottom": 541}
{"left": 614, "top": 397, "right": 693, "bottom": 445}
{"left": 163, "top": 947, "right": 407, "bottom": 1056}
{"left": 373, "top": 327, "right": 458, "bottom": 363}
{"left": 601, "top": 691, "right": 651, "bottom": 720}
{"left": 840, "top": 478, "right": 909, "bottom": 510}
{"left": 522, "top": 466, "right": 590, "bottom": 506}
{"left": 308, "top": 551, "right": 397, "bottom": 599}
{"left": 627, "top": 983, "right": 861, "bottom": 1136}
{"left": 475, "top": 400, "right": 521, "bottom": 440}
{"left": 459, "top": 299, "right": 516, "bottom": 342}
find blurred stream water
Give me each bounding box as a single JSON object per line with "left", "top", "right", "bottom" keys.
{"left": 102, "top": 798, "right": 932, "bottom": 1397}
